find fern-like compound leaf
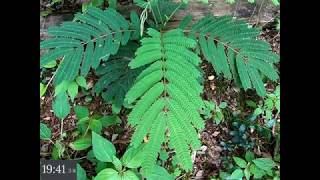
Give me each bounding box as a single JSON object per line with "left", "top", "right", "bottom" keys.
{"left": 40, "top": 7, "right": 139, "bottom": 86}
{"left": 125, "top": 28, "right": 204, "bottom": 174}
{"left": 93, "top": 42, "right": 143, "bottom": 114}
{"left": 190, "top": 15, "right": 280, "bottom": 96}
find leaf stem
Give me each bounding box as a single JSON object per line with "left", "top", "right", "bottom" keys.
{"left": 163, "top": 3, "right": 183, "bottom": 28}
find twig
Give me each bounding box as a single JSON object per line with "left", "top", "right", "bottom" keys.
{"left": 256, "top": 0, "right": 266, "bottom": 25}
{"left": 176, "top": 173, "right": 187, "bottom": 180}
{"left": 73, "top": 156, "right": 87, "bottom": 160}
{"left": 60, "top": 118, "right": 65, "bottom": 139}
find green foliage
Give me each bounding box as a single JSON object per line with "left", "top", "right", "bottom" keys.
{"left": 276, "top": 18, "right": 280, "bottom": 31}
{"left": 145, "top": 165, "right": 175, "bottom": 180}
{"left": 40, "top": 83, "right": 47, "bottom": 97}
{"left": 67, "top": 81, "right": 79, "bottom": 101}
{"left": 133, "top": 0, "right": 197, "bottom": 30}
{"left": 70, "top": 136, "right": 92, "bottom": 150}
{"left": 201, "top": 100, "right": 227, "bottom": 124}
{"left": 40, "top": 7, "right": 134, "bottom": 86}
{"left": 188, "top": 15, "right": 280, "bottom": 97}
{"left": 229, "top": 168, "right": 244, "bottom": 179}
{"left": 227, "top": 154, "right": 277, "bottom": 179}
{"left": 74, "top": 105, "right": 118, "bottom": 136}
{"left": 82, "top": 0, "right": 105, "bottom": 12}
{"left": 94, "top": 42, "right": 143, "bottom": 113}
{"left": 77, "top": 164, "right": 88, "bottom": 180}
{"left": 51, "top": 140, "right": 65, "bottom": 160}
{"left": 245, "top": 151, "right": 255, "bottom": 162}
{"left": 86, "top": 133, "right": 171, "bottom": 180}
{"left": 253, "top": 85, "right": 280, "bottom": 128}
{"left": 76, "top": 76, "right": 88, "bottom": 89}
{"left": 43, "top": 60, "right": 57, "bottom": 68}
{"left": 121, "top": 145, "right": 145, "bottom": 168}
{"left": 81, "top": 0, "right": 118, "bottom": 12}
{"left": 54, "top": 80, "right": 70, "bottom": 96}
{"left": 92, "top": 131, "right": 116, "bottom": 162}
{"left": 95, "top": 168, "right": 139, "bottom": 180}
{"left": 74, "top": 106, "right": 90, "bottom": 120}
{"left": 233, "top": 157, "right": 247, "bottom": 168}
{"left": 52, "top": 91, "right": 70, "bottom": 119}
{"left": 159, "top": 149, "right": 169, "bottom": 161}
{"left": 125, "top": 28, "right": 204, "bottom": 174}
{"left": 100, "top": 115, "right": 121, "bottom": 127}
{"left": 112, "top": 156, "right": 123, "bottom": 171}
{"left": 252, "top": 158, "right": 276, "bottom": 172}
{"left": 179, "top": 15, "right": 193, "bottom": 29}
{"left": 272, "top": 0, "right": 280, "bottom": 6}
{"left": 40, "top": 123, "right": 52, "bottom": 140}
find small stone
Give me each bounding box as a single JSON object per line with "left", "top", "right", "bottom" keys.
{"left": 250, "top": 128, "right": 255, "bottom": 133}
{"left": 208, "top": 75, "right": 215, "bottom": 80}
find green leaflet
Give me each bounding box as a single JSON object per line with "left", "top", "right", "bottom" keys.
{"left": 168, "top": 100, "right": 201, "bottom": 148}
{"left": 236, "top": 54, "right": 252, "bottom": 90}
{"left": 126, "top": 28, "right": 203, "bottom": 172}
{"left": 40, "top": 48, "right": 71, "bottom": 67}
{"left": 125, "top": 70, "right": 163, "bottom": 104}
{"left": 247, "top": 67, "right": 266, "bottom": 97}
{"left": 130, "top": 98, "right": 166, "bottom": 148}
{"left": 54, "top": 47, "right": 83, "bottom": 85}
{"left": 179, "top": 15, "right": 193, "bottom": 29}
{"left": 130, "top": 11, "right": 141, "bottom": 40}
{"left": 141, "top": 112, "right": 167, "bottom": 175}
{"left": 127, "top": 82, "right": 164, "bottom": 125}
{"left": 167, "top": 112, "right": 192, "bottom": 171}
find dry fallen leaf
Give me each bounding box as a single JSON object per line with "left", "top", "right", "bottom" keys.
{"left": 112, "top": 134, "right": 118, "bottom": 142}
{"left": 196, "top": 170, "right": 203, "bottom": 178}
{"left": 213, "top": 131, "right": 220, "bottom": 137}
{"left": 43, "top": 117, "right": 51, "bottom": 121}
{"left": 191, "top": 150, "right": 197, "bottom": 163}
